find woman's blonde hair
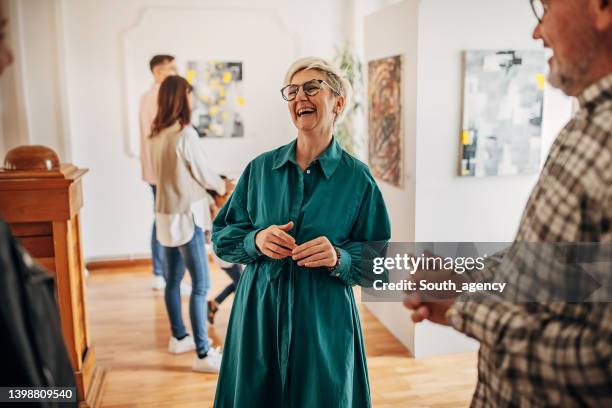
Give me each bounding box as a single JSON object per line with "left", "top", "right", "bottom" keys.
{"left": 283, "top": 57, "right": 352, "bottom": 123}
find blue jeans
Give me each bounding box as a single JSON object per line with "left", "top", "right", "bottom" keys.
{"left": 163, "top": 226, "right": 211, "bottom": 355}
{"left": 150, "top": 185, "right": 165, "bottom": 277}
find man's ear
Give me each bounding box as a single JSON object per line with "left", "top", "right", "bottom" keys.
{"left": 591, "top": 0, "right": 612, "bottom": 31}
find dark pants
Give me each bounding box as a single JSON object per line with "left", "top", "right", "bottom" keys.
{"left": 215, "top": 264, "right": 242, "bottom": 304}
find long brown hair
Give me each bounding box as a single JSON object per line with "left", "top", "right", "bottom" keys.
{"left": 150, "top": 75, "right": 193, "bottom": 137}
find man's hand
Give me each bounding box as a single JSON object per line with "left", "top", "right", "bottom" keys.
{"left": 255, "top": 221, "right": 296, "bottom": 259}
{"left": 292, "top": 236, "right": 337, "bottom": 268}
{"left": 214, "top": 179, "right": 236, "bottom": 208}
{"left": 402, "top": 251, "right": 465, "bottom": 326}
{"left": 224, "top": 179, "right": 235, "bottom": 195}
{"left": 403, "top": 293, "right": 454, "bottom": 325}
{"left": 210, "top": 203, "right": 219, "bottom": 220}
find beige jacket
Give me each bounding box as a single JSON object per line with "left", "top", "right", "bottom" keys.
{"left": 149, "top": 122, "right": 225, "bottom": 246}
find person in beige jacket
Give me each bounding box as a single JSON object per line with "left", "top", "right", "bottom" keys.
{"left": 139, "top": 55, "right": 177, "bottom": 290}
{"left": 149, "top": 75, "right": 230, "bottom": 373}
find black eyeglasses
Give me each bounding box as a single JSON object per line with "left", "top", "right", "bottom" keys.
{"left": 530, "top": 0, "right": 548, "bottom": 23}
{"left": 280, "top": 79, "right": 340, "bottom": 101}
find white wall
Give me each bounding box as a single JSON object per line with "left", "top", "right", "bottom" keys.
{"left": 0, "top": 0, "right": 69, "bottom": 160}
{"left": 19, "top": 0, "right": 67, "bottom": 157}
{"left": 364, "top": 0, "right": 419, "bottom": 353}
{"left": 1, "top": 0, "right": 31, "bottom": 157}
{"left": 55, "top": 0, "right": 351, "bottom": 259}
{"left": 363, "top": 0, "right": 574, "bottom": 357}
{"left": 413, "top": 0, "right": 573, "bottom": 357}
{"left": 415, "top": 0, "right": 572, "bottom": 243}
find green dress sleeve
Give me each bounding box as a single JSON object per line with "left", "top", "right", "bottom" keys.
{"left": 212, "top": 163, "right": 263, "bottom": 264}
{"left": 332, "top": 175, "right": 391, "bottom": 287}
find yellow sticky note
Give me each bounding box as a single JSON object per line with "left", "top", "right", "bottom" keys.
{"left": 536, "top": 73, "right": 546, "bottom": 90}
{"left": 237, "top": 96, "right": 245, "bottom": 107}
{"left": 223, "top": 112, "right": 230, "bottom": 121}
{"left": 223, "top": 72, "right": 232, "bottom": 84}
{"left": 461, "top": 130, "right": 470, "bottom": 145}
{"left": 219, "top": 99, "right": 226, "bottom": 106}
{"left": 219, "top": 87, "right": 226, "bottom": 97}
{"left": 210, "top": 106, "right": 219, "bottom": 116}
{"left": 186, "top": 69, "right": 196, "bottom": 84}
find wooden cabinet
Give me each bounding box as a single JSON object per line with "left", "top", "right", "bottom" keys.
{"left": 0, "top": 145, "right": 105, "bottom": 407}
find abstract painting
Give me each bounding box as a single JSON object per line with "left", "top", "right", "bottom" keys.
{"left": 368, "top": 55, "right": 403, "bottom": 188}
{"left": 186, "top": 61, "right": 245, "bottom": 138}
{"left": 459, "top": 50, "right": 546, "bottom": 177}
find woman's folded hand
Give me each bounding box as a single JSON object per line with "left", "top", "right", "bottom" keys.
{"left": 292, "top": 236, "right": 338, "bottom": 268}
{"left": 255, "top": 221, "right": 296, "bottom": 259}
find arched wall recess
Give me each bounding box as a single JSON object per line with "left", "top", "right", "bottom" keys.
{"left": 120, "top": 5, "right": 301, "bottom": 160}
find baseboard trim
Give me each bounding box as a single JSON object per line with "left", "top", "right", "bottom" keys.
{"left": 86, "top": 257, "right": 152, "bottom": 272}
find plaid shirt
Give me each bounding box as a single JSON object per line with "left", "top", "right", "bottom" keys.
{"left": 447, "top": 73, "right": 612, "bottom": 407}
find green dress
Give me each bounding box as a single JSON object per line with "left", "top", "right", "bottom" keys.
{"left": 212, "top": 138, "right": 391, "bottom": 408}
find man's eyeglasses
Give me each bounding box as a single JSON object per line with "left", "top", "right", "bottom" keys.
{"left": 530, "top": 0, "right": 548, "bottom": 23}
{"left": 280, "top": 79, "right": 340, "bottom": 101}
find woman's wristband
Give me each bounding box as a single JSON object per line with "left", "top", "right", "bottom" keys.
{"left": 328, "top": 246, "right": 341, "bottom": 272}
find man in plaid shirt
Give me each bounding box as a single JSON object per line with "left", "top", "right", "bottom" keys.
{"left": 405, "top": 0, "right": 612, "bottom": 406}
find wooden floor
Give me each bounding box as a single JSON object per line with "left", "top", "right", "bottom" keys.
{"left": 87, "top": 264, "right": 477, "bottom": 407}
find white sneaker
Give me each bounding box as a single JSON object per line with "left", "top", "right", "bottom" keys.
{"left": 152, "top": 276, "right": 166, "bottom": 290}
{"left": 192, "top": 347, "right": 222, "bottom": 373}
{"left": 168, "top": 335, "right": 196, "bottom": 354}
{"left": 181, "top": 282, "right": 192, "bottom": 296}
{"left": 168, "top": 335, "right": 213, "bottom": 354}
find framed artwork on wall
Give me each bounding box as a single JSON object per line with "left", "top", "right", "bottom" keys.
{"left": 459, "top": 50, "right": 546, "bottom": 177}
{"left": 368, "top": 54, "right": 403, "bottom": 188}
{"left": 186, "top": 61, "right": 245, "bottom": 138}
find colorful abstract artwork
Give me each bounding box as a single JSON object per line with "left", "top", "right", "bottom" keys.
{"left": 368, "top": 55, "right": 403, "bottom": 188}
{"left": 460, "top": 50, "right": 546, "bottom": 177}
{"left": 186, "top": 61, "right": 245, "bottom": 138}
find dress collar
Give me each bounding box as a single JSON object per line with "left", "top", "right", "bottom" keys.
{"left": 272, "top": 137, "right": 343, "bottom": 179}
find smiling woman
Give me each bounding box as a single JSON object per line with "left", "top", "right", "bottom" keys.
{"left": 211, "top": 57, "right": 391, "bottom": 408}
{"left": 283, "top": 57, "right": 352, "bottom": 129}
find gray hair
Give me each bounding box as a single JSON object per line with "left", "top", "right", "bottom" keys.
{"left": 283, "top": 57, "right": 352, "bottom": 123}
